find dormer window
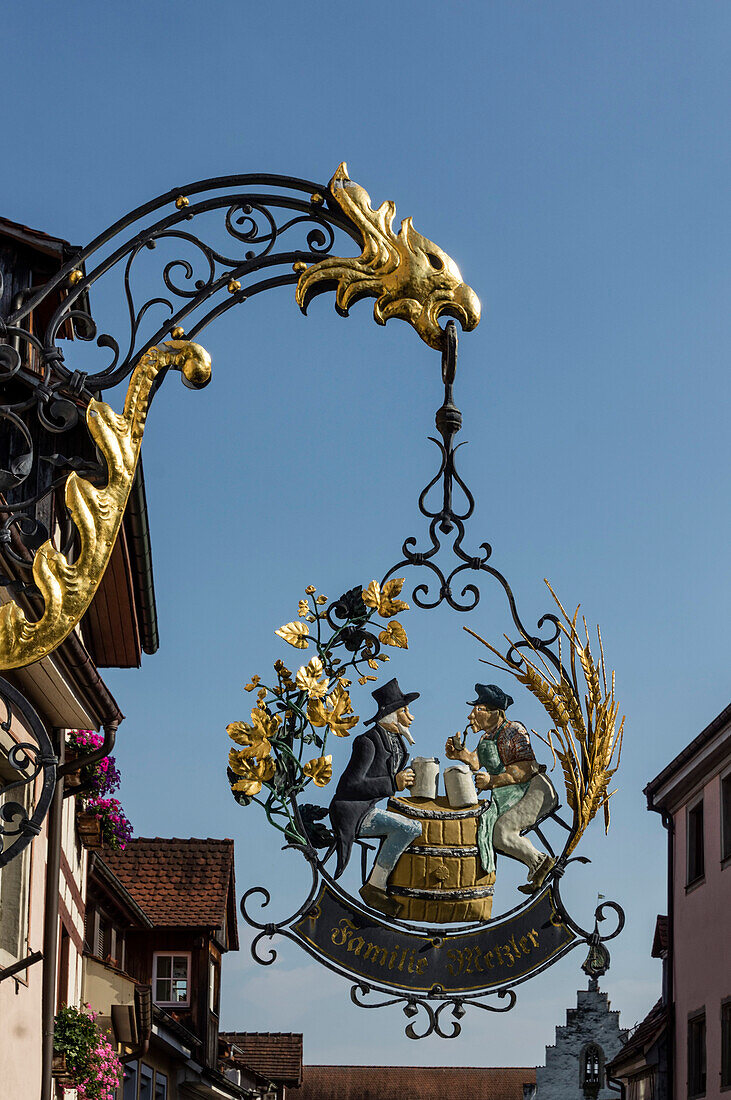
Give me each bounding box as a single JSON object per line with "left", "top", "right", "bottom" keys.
{"left": 153, "top": 952, "right": 190, "bottom": 1007}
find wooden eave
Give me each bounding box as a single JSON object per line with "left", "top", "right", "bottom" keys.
{"left": 81, "top": 510, "right": 142, "bottom": 668}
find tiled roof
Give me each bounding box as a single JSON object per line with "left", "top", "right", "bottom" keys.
{"left": 0, "top": 214, "right": 72, "bottom": 257}
{"left": 103, "top": 838, "right": 236, "bottom": 940}
{"left": 651, "top": 915, "right": 668, "bottom": 958}
{"left": 298, "top": 1065, "right": 536, "bottom": 1100}
{"left": 220, "top": 1033, "right": 303, "bottom": 1086}
{"left": 606, "top": 1000, "right": 667, "bottom": 1073}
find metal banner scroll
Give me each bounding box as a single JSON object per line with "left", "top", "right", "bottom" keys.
{"left": 291, "top": 882, "right": 575, "bottom": 994}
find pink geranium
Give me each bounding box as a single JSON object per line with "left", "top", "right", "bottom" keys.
{"left": 85, "top": 797, "right": 133, "bottom": 850}
{"left": 67, "top": 730, "right": 121, "bottom": 796}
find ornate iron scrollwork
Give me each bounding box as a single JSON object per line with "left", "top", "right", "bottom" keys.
{"left": 0, "top": 675, "right": 56, "bottom": 868}
{"left": 234, "top": 318, "right": 624, "bottom": 1037}
{"left": 382, "top": 321, "right": 565, "bottom": 679}
{"left": 1, "top": 167, "right": 480, "bottom": 635}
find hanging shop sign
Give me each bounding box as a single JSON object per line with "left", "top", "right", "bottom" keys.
{"left": 231, "top": 326, "right": 625, "bottom": 1039}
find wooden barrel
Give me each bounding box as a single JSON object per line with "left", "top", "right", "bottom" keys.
{"left": 386, "top": 795, "right": 495, "bottom": 923}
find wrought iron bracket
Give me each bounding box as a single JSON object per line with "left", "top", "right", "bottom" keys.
{"left": 0, "top": 676, "right": 56, "bottom": 868}
{"left": 0, "top": 949, "right": 43, "bottom": 984}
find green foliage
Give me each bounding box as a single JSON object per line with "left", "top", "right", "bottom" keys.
{"left": 53, "top": 1005, "right": 97, "bottom": 1076}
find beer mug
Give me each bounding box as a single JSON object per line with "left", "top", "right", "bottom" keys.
{"left": 410, "top": 757, "right": 439, "bottom": 799}
{"left": 444, "top": 763, "right": 478, "bottom": 808}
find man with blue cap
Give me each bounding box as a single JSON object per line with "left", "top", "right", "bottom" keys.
{"left": 445, "top": 684, "right": 558, "bottom": 893}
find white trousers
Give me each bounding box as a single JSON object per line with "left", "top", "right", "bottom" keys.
{"left": 492, "top": 773, "right": 557, "bottom": 875}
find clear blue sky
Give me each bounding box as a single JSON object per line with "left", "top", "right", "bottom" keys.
{"left": 5, "top": 0, "right": 730, "bottom": 1067}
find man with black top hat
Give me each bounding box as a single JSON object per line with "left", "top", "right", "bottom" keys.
{"left": 330, "top": 678, "right": 422, "bottom": 918}
{"left": 445, "top": 683, "right": 558, "bottom": 894}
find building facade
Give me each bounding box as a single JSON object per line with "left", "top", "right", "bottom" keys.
{"left": 647, "top": 703, "right": 730, "bottom": 1100}
{"left": 536, "top": 981, "right": 628, "bottom": 1100}
{"left": 609, "top": 701, "right": 731, "bottom": 1100}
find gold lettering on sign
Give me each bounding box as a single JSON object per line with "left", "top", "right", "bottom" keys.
{"left": 446, "top": 928, "right": 541, "bottom": 976}
{"left": 326, "top": 918, "right": 548, "bottom": 980}
{"left": 331, "top": 919, "right": 357, "bottom": 947}
{"left": 363, "top": 943, "right": 389, "bottom": 967}
{"left": 330, "top": 921, "right": 429, "bottom": 976}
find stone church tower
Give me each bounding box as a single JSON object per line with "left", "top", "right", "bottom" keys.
{"left": 536, "top": 980, "right": 628, "bottom": 1100}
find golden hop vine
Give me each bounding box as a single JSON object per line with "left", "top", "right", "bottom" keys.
{"left": 226, "top": 579, "right": 409, "bottom": 844}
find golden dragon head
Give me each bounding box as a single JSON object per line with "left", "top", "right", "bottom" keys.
{"left": 296, "top": 164, "right": 481, "bottom": 351}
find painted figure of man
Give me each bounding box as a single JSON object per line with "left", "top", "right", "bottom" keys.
{"left": 445, "top": 683, "right": 558, "bottom": 894}
{"left": 330, "top": 678, "right": 422, "bottom": 918}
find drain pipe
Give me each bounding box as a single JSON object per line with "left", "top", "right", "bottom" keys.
{"left": 40, "top": 718, "right": 119, "bottom": 1100}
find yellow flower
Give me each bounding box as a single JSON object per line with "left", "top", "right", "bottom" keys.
{"left": 305, "top": 585, "right": 316, "bottom": 595}
{"left": 358, "top": 674, "right": 377, "bottom": 685}
{"left": 229, "top": 755, "right": 276, "bottom": 796}
{"left": 316, "top": 594, "right": 328, "bottom": 605}
{"left": 295, "top": 656, "right": 328, "bottom": 698}
{"left": 303, "top": 755, "right": 332, "bottom": 787}
{"left": 338, "top": 677, "right": 352, "bottom": 688}
{"left": 244, "top": 675, "right": 261, "bottom": 692}
{"left": 275, "top": 621, "right": 310, "bottom": 648}
{"left": 298, "top": 599, "right": 310, "bottom": 619}
{"left": 274, "top": 659, "right": 291, "bottom": 677}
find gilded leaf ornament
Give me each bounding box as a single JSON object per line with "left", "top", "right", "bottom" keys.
{"left": 0, "top": 341, "right": 212, "bottom": 670}
{"left": 227, "top": 580, "right": 408, "bottom": 842}
{"left": 295, "top": 163, "right": 482, "bottom": 350}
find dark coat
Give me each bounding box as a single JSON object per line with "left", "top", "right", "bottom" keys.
{"left": 329, "top": 724, "right": 407, "bottom": 878}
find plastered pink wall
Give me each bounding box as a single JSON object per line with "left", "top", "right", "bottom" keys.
{"left": 673, "top": 774, "right": 731, "bottom": 1100}
{"left": 0, "top": 788, "right": 47, "bottom": 1100}
{"left": 0, "top": 778, "right": 87, "bottom": 1097}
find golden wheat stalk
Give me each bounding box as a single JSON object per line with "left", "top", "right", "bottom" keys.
{"left": 464, "top": 581, "right": 624, "bottom": 856}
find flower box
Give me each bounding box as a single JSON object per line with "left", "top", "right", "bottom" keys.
{"left": 51, "top": 1051, "right": 75, "bottom": 1087}
{"left": 76, "top": 811, "right": 103, "bottom": 849}
{"left": 64, "top": 748, "right": 82, "bottom": 789}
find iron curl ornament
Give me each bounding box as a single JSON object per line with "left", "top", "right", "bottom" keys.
{"left": 0, "top": 163, "right": 479, "bottom": 671}
{"left": 0, "top": 675, "right": 56, "bottom": 869}
{"left": 229, "top": 322, "right": 625, "bottom": 1038}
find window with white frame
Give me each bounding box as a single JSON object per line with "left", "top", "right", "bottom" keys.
{"left": 152, "top": 952, "right": 190, "bottom": 1006}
